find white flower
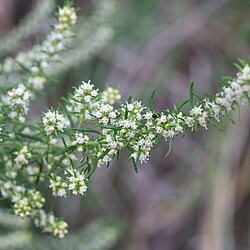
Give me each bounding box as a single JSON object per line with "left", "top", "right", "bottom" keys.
{"left": 49, "top": 175, "right": 68, "bottom": 197}
{"left": 15, "top": 154, "right": 28, "bottom": 166}
{"left": 144, "top": 112, "right": 153, "bottom": 120}
{"left": 13, "top": 198, "right": 31, "bottom": 218}
{"left": 91, "top": 89, "right": 99, "bottom": 96}
{"left": 139, "top": 153, "right": 149, "bottom": 163}
{"left": 109, "top": 111, "right": 117, "bottom": 118}
{"left": 42, "top": 110, "right": 69, "bottom": 135}
{"left": 58, "top": 6, "right": 77, "bottom": 26}
{"left": 15, "top": 146, "right": 31, "bottom": 166}
{"left": 102, "top": 86, "right": 121, "bottom": 105}
{"left": 127, "top": 104, "right": 134, "bottom": 111}
{"left": 6, "top": 84, "right": 32, "bottom": 117}
{"left": 51, "top": 220, "right": 68, "bottom": 238}
{"left": 190, "top": 105, "right": 203, "bottom": 116}
{"left": 84, "top": 95, "right": 92, "bottom": 103}
{"left": 186, "top": 117, "right": 195, "bottom": 129}
{"left": 198, "top": 114, "right": 208, "bottom": 129}
{"left": 66, "top": 169, "right": 87, "bottom": 195}
{"left": 175, "top": 125, "right": 183, "bottom": 133}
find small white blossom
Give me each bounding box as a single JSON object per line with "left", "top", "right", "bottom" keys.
{"left": 5, "top": 84, "right": 32, "bottom": 119}
{"left": 66, "top": 169, "right": 87, "bottom": 195}
{"left": 42, "top": 110, "right": 69, "bottom": 135}
{"left": 102, "top": 86, "right": 121, "bottom": 105}
{"left": 49, "top": 175, "right": 68, "bottom": 197}
{"left": 15, "top": 146, "right": 31, "bottom": 167}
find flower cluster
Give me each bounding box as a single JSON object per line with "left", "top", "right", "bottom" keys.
{"left": 102, "top": 86, "right": 121, "bottom": 105}
{"left": 44, "top": 63, "right": 250, "bottom": 170}
{"left": 42, "top": 110, "right": 69, "bottom": 135}
{"left": 3, "top": 84, "right": 32, "bottom": 122}
{"left": 66, "top": 169, "right": 88, "bottom": 196}
{"left": 72, "top": 133, "right": 89, "bottom": 152}
{"left": 0, "top": 3, "right": 78, "bottom": 238}
{"left": 58, "top": 5, "right": 77, "bottom": 30}
{"left": 49, "top": 174, "right": 68, "bottom": 197}
{"left": 1, "top": 61, "right": 249, "bottom": 238}
{"left": 67, "top": 80, "right": 99, "bottom": 121}
{"left": 0, "top": 179, "right": 68, "bottom": 238}
{"left": 0, "top": 4, "right": 76, "bottom": 82}
{"left": 49, "top": 169, "right": 88, "bottom": 197}
{"left": 0, "top": 3, "right": 77, "bottom": 132}
{"left": 13, "top": 190, "right": 45, "bottom": 218}
{"left": 34, "top": 210, "right": 68, "bottom": 238}
{"left": 15, "top": 146, "right": 31, "bottom": 167}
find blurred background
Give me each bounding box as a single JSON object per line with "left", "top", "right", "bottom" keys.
{"left": 0, "top": 0, "right": 250, "bottom": 249}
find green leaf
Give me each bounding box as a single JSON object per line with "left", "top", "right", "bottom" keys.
{"left": 189, "top": 82, "right": 194, "bottom": 108}
{"left": 36, "top": 158, "right": 43, "bottom": 185}
{"left": 165, "top": 138, "right": 173, "bottom": 158}
{"left": 193, "top": 92, "right": 203, "bottom": 103}
{"left": 17, "top": 133, "right": 43, "bottom": 142}
{"left": 234, "top": 63, "right": 243, "bottom": 72}
{"left": 220, "top": 70, "right": 229, "bottom": 87}
{"left": 86, "top": 164, "right": 98, "bottom": 178}
{"left": 132, "top": 158, "right": 139, "bottom": 173}
{"left": 73, "top": 127, "right": 102, "bottom": 135}
{"left": 15, "top": 61, "right": 31, "bottom": 73}
{"left": 55, "top": 145, "right": 76, "bottom": 156}
{"left": 127, "top": 96, "right": 133, "bottom": 104}
{"left": 176, "top": 99, "right": 189, "bottom": 112}
{"left": 205, "top": 93, "right": 214, "bottom": 100}
{"left": 98, "top": 148, "right": 110, "bottom": 160}
{"left": 44, "top": 73, "right": 58, "bottom": 84}
{"left": 225, "top": 112, "right": 236, "bottom": 125}
{"left": 100, "top": 125, "right": 121, "bottom": 130}
{"left": 234, "top": 102, "right": 241, "bottom": 120}
{"left": 238, "top": 58, "right": 246, "bottom": 66}
{"left": 62, "top": 104, "right": 75, "bottom": 128}
{"left": 208, "top": 121, "right": 223, "bottom": 132}
{"left": 149, "top": 89, "right": 156, "bottom": 111}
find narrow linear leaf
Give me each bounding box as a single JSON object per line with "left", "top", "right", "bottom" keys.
{"left": 17, "top": 133, "right": 43, "bottom": 142}
{"left": 73, "top": 127, "right": 102, "bottom": 135}
{"left": 36, "top": 158, "right": 43, "bottom": 185}
{"left": 225, "top": 112, "right": 236, "bottom": 125}
{"left": 98, "top": 148, "right": 110, "bottom": 160}
{"left": 234, "top": 63, "right": 243, "bottom": 72}
{"left": 149, "top": 89, "right": 156, "bottom": 111}
{"left": 208, "top": 121, "right": 224, "bottom": 132}
{"left": 87, "top": 164, "right": 98, "bottom": 178}
{"left": 132, "top": 158, "right": 139, "bottom": 173}
{"left": 55, "top": 145, "right": 76, "bottom": 156}
{"left": 165, "top": 138, "right": 173, "bottom": 158}
{"left": 176, "top": 99, "right": 189, "bottom": 112}
{"left": 127, "top": 96, "right": 133, "bottom": 104}
{"left": 44, "top": 73, "right": 58, "bottom": 84}
{"left": 15, "top": 61, "right": 31, "bottom": 73}
{"left": 62, "top": 104, "right": 75, "bottom": 128}
{"left": 116, "top": 150, "right": 120, "bottom": 161}
{"left": 189, "top": 82, "right": 194, "bottom": 108}
{"left": 193, "top": 92, "right": 204, "bottom": 103}
{"left": 234, "top": 102, "right": 241, "bottom": 119}
{"left": 101, "top": 125, "right": 121, "bottom": 130}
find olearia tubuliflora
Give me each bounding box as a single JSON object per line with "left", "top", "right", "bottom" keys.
{"left": 0, "top": 1, "right": 249, "bottom": 238}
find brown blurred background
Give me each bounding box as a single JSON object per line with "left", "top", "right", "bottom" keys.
{"left": 0, "top": 0, "right": 250, "bottom": 249}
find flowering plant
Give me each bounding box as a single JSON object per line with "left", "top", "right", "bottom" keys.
{"left": 0, "top": 1, "right": 249, "bottom": 238}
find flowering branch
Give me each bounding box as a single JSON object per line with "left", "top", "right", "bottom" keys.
{"left": 0, "top": 0, "right": 249, "bottom": 239}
